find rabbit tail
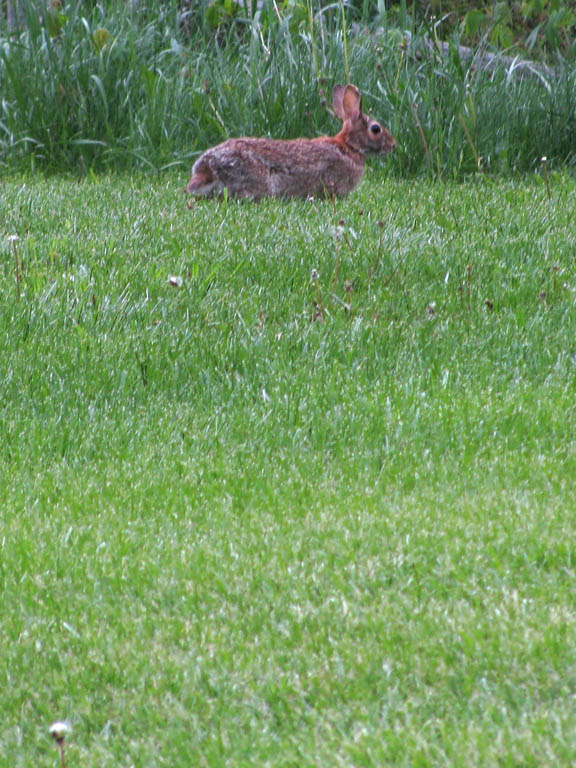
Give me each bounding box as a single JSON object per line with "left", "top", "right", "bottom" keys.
{"left": 186, "top": 160, "right": 217, "bottom": 196}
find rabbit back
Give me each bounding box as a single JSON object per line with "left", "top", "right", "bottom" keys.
{"left": 188, "top": 137, "right": 366, "bottom": 200}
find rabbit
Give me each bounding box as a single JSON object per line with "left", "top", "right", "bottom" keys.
{"left": 185, "top": 84, "right": 396, "bottom": 200}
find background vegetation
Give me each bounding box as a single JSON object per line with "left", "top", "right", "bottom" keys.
{"left": 0, "top": 0, "right": 575, "bottom": 176}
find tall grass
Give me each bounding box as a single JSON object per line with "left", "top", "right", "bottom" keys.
{"left": 0, "top": 0, "right": 575, "bottom": 175}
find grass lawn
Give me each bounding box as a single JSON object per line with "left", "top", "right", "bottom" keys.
{"left": 1, "top": 170, "right": 576, "bottom": 766}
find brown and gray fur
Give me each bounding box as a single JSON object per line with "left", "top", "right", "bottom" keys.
{"left": 186, "top": 85, "right": 396, "bottom": 200}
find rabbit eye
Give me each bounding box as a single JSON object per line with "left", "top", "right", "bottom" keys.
{"left": 370, "top": 124, "right": 382, "bottom": 135}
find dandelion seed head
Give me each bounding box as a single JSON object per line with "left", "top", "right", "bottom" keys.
{"left": 49, "top": 721, "right": 71, "bottom": 743}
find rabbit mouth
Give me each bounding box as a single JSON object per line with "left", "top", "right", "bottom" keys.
{"left": 379, "top": 136, "right": 397, "bottom": 155}
{"left": 364, "top": 142, "right": 396, "bottom": 156}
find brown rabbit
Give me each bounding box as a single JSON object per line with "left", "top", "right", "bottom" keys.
{"left": 185, "top": 84, "right": 396, "bottom": 200}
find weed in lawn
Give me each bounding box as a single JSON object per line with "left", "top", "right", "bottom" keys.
{"left": 49, "top": 722, "right": 70, "bottom": 768}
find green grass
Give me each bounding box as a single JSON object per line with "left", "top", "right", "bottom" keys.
{"left": 1, "top": 169, "right": 576, "bottom": 766}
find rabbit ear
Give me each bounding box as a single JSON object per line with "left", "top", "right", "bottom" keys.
{"left": 332, "top": 85, "right": 347, "bottom": 119}
{"left": 342, "top": 85, "right": 362, "bottom": 120}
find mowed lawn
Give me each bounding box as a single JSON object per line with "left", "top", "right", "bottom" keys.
{"left": 1, "top": 171, "right": 576, "bottom": 766}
